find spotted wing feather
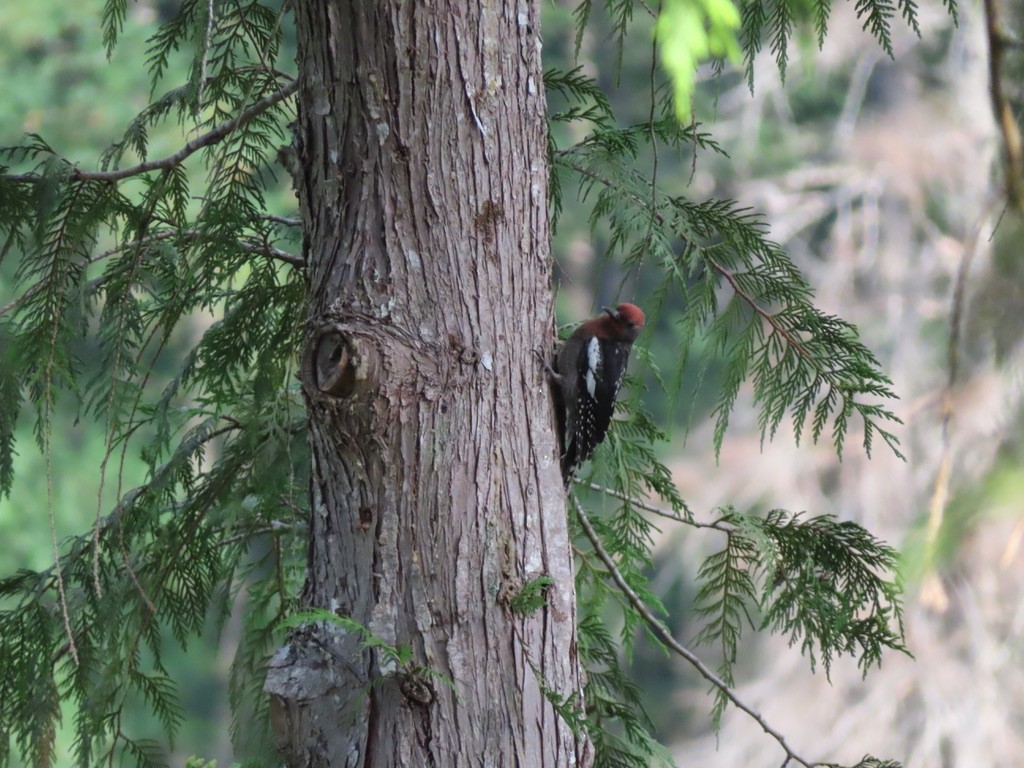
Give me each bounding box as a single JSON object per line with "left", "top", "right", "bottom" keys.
{"left": 561, "top": 337, "right": 629, "bottom": 479}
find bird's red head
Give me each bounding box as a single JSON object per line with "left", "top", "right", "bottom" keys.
{"left": 613, "top": 303, "right": 645, "bottom": 329}
{"left": 599, "top": 302, "right": 645, "bottom": 341}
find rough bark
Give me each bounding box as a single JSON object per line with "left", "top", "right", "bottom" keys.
{"left": 263, "top": 2, "right": 589, "bottom": 766}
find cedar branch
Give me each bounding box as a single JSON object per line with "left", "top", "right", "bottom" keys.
{"left": 560, "top": 159, "right": 817, "bottom": 365}
{"left": 0, "top": 230, "right": 301, "bottom": 319}
{"left": 584, "top": 482, "right": 731, "bottom": 531}
{"left": 571, "top": 495, "right": 823, "bottom": 768}
{"left": 3, "top": 80, "right": 299, "bottom": 185}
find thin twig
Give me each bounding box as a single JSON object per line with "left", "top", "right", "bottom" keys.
{"left": 93, "top": 209, "right": 159, "bottom": 602}
{"left": 571, "top": 495, "right": 820, "bottom": 768}
{"left": 112, "top": 321, "right": 172, "bottom": 615}
{"left": 200, "top": 0, "right": 216, "bottom": 109}
{"left": 264, "top": 214, "right": 302, "bottom": 228}
{"left": 0, "top": 283, "right": 38, "bottom": 319}
{"left": 3, "top": 80, "right": 299, "bottom": 185}
{"left": 41, "top": 185, "right": 85, "bottom": 667}
{"left": 636, "top": 0, "right": 659, "bottom": 19}
{"left": 94, "top": 223, "right": 302, "bottom": 265}
{"left": 629, "top": 0, "right": 662, "bottom": 299}
{"left": 220, "top": 520, "right": 300, "bottom": 547}
{"left": 583, "top": 482, "right": 729, "bottom": 531}
{"left": 238, "top": 238, "right": 304, "bottom": 266}
{"left": 142, "top": 218, "right": 304, "bottom": 266}
{"left": 709, "top": 259, "right": 815, "bottom": 365}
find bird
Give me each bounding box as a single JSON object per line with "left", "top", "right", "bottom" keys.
{"left": 540, "top": 303, "right": 646, "bottom": 484}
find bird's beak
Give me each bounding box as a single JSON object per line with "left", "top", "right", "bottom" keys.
{"left": 602, "top": 306, "right": 619, "bottom": 321}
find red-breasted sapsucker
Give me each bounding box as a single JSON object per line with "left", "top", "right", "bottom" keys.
{"left": 541, "top": 303, "right": 646, "bottom": 484}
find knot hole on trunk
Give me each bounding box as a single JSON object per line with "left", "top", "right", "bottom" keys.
{"left": 302, "top": 324, "right": 380, "bottom": 399}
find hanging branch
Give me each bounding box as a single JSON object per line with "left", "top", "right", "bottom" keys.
{"left": 559, "top": 156, "right": 902, "bottom": 461}
{"left": 561, "top": 159, "right": 818, "bottom": 361}
{"left": 570, "top": 495, "right": 821, "bottom": 768}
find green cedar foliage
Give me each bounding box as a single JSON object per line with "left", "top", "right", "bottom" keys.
{"left": 692, "top": 509, "right": 906, "bottom": 729}
{"left": 0, "top": 0, "right": 949, "bottom": 767}
{"left": 0, "top": 1, "right": 303, "bottom": 765}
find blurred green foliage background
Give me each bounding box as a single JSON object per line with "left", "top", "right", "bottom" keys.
{"left": 3, "top": 0, "right": 1024, "bottom": 765}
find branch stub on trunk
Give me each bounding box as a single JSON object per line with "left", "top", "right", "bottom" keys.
{"left": 303, "top": 322, "right": 381, "bottom": 399}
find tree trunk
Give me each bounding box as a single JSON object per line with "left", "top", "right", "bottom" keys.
{"left": 264, "top": 2, "right": 589, "bottom": 766}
